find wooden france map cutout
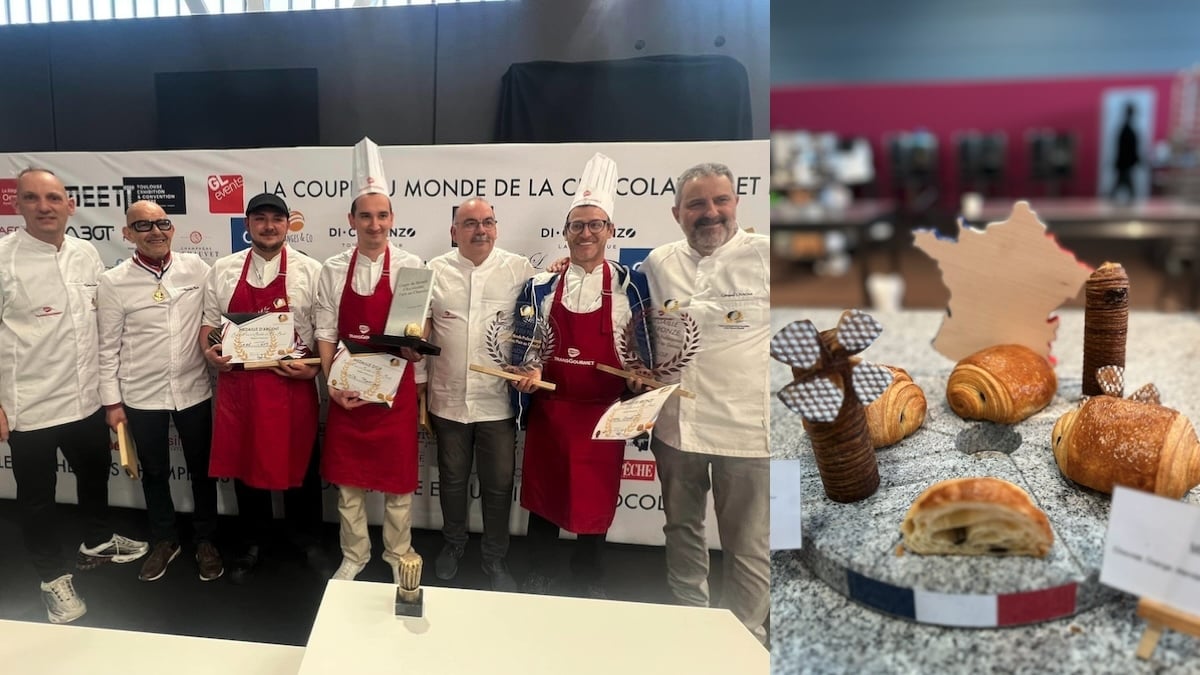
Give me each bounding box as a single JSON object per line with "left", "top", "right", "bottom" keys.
{"left": 913, "top": 201, "right": 1092, "bottom": 361}
{"left": 772, "top": 309, "right": 893, "bottom": 503}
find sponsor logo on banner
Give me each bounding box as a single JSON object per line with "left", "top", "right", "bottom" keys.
{"left": 621, "top": 460, "right": 656, "bottom": 481}
{"left": 208, "top": 175, "right": 245, "bottom": 214}
{"left": 177, "top": 229, "right": 221, "bottom": 263}
{"left": 616, "top": 493, "right": 665, "bottom": 511}
{"left": 230, "top": 217, "right": 250, "bottom": 252}
{"left": 0, "top": 179, "right": 17, "bottom": 215}
{"left": 618, "top": 248, "right": 653, "bottom": 271}
{"left": 64, "top": 184, "right": 130, "bottom": 209}
{"left": 122, "top": 176, "right": 187, "bottom": 214}
{"left": 285, "top": 211, "right": 314, "bottom": 247}
{"left": 65, "top": 224, "right": 116, "bottom": 241}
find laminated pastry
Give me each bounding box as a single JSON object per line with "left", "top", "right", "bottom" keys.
{"left": 900, "top": 477, "right": 1053, "bottom": 557}
{"left": 946, "top": 344, "right": 1056, "bottom": 424}
{"left": 864, "top": 366, "right": 927, "bottom": 448}
{"left": 1051, "top": 396, "right": 1200, "bottom": 499}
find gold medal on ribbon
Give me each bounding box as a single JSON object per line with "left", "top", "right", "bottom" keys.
{"left": 153, "top": 284, "right": 166, "bottom": 303}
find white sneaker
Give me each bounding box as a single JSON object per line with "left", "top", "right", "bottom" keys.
{"left": 41, "top": 574, "right": 87, "bottom": 624}
{"left": 331, "top": 559, "right": 366, "bottom": 581}
{"left": 78, "top": 533, "right": 150, "bottom": 569}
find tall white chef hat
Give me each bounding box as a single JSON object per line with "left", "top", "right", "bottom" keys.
{"left": 569, "top": 152, "right": 618, "bottom": 221}
{"left": 352, "top": 136, "right": 388, "bottom": 199}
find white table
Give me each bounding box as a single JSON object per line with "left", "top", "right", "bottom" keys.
{"left": 299, "top": 581, "right": 767, "bottom": 675}
{"left": 0, "top": 619, "right": 304, "bottom": 675}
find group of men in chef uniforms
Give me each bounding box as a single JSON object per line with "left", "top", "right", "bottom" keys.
{"left": 0, "top": 142, "right": 770, "bottom": 644}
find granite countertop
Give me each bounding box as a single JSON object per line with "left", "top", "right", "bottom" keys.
{"left": 771, "top": 308, "right": 1200, "bottom": 674}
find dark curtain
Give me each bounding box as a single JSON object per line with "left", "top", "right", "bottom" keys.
{"left": 495, "top": 54, "right": 752, "bottom": 143}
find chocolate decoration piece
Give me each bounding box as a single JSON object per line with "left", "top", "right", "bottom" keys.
{"left": 1082, "top": 262, "right": 1128, "bottom": 398}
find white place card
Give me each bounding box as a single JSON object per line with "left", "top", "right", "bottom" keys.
{"left": 770, "top": 458, "right": 803, "bottom": 551}
{"left": 1100, "top": 486, "right": 1200, "bottom": 616}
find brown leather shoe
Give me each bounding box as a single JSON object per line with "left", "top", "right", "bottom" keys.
{"left": 138, "top": 541, "right": 180, "bottom": 582}
{"left": 195, "top": 541, "right": 224, "bottom": 582}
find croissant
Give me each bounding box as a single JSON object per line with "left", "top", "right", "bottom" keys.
{"left": 900, "top": 477, "right": 1053, "bottom": 557}
{"left": 1051, "top": 396, "right": 1200, "bottom": 499}
{"left": 864, "top": 366, "right": 927, "bottom": 447}
{"left": 946, "top": 344, "right": 1056, "bottom": 424}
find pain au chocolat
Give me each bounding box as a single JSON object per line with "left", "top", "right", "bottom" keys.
{"left": 946, "top": 344, "right": 1056, "bottom": 424}
{"left": 901, "top": 477, "right": 1053, "bottom": 557}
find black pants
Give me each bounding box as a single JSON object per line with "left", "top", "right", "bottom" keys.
{"left": 233, "top": 438, "right": 325, "bottom": 552}
{"left": 526, "top": 511, "right": 605, "bottom": 584}
{"left": 125, "top": 400, "right": 217, "bottom": 546}
{"left": 9, "top": 408, "right": 113, "bottom": 582}
{"left": 431, "top": 414, "right": 516, "bottom": 564}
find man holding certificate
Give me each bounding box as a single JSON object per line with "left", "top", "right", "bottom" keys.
{"left": 0, "top": 167, "right": 148, "bottom": 624}
{"left": 426, "top": 197, "right": 534, "bottom": 592}
{"left": 640, "top": 162, "right": 770, "bottom": 644}
{"left": 510, "top": 153, "right": 652, "bottom": 599}
{"left": 314, "top": 138, "right": 425, "bottom": 584}
{"left": 98, "top": 200, "right": 222, "bottom": 583}
{"left": 200, "top": 192, "right": 324, "bottom": 584}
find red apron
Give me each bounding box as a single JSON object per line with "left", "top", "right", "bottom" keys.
{"left": 321, "top": 247, "right": 419, "bottom": 495}
{"left": 209, "top": 249, "right": 319, "bottom": 489}
{"left": 520, "top": 263, "right": 627, "bottom": 534}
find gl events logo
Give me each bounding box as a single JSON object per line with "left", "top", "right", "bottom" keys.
{"left": 208, "top": 175, "right": 245, "bottom": 214}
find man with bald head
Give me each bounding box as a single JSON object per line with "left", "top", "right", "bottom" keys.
{"left": 425, "top": 198, "right": 533, "bottom": 591}
{"left": 0, "top": 167, "right": 147, "bottom": 624}
{"left": 98, "top": 200, "right": 222, "bottom": 583}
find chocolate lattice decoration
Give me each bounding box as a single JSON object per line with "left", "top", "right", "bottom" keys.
{"left": 772, "top": 309, "right": 892, "bottom": 502}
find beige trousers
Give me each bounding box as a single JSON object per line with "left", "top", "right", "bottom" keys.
{"left": 336, "top": 486, "right": 413, "bottom": 568}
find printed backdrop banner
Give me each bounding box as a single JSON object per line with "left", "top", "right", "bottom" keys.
{"left": 0, "top": 140, "right": 767, "bottom": 548}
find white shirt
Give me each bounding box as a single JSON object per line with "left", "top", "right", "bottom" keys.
{"left": 0, "top": 229, "right": 104, "bottom": 431}
{"left": 202, "top": 245, "right": 322, "bottom": 354}
{"left": 531, "top": 261, "right": 633, "bottom": 334}
{"left": 98, "top": 253, "right": 212, "bottom": 411}
{"left": 642, "top": 228, "right": 770, "bottom": 458}
{"left": 426, "top": 247, "right": 534, "bottom": 423}
{"left": 314, "top": 244, "right": 428, "bottom": 384}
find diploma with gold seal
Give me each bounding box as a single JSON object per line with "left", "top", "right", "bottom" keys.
{"left": 219, "top": 312, "right": 296, "bottom": 364}
{"left": 591, "top": 384, "right": 680, "bottom": 440}
{"left": 328, "top": 340, "right": 406, "bottom": 407}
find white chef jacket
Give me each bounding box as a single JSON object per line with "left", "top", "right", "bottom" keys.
{"left": 314, "top": 244, "right": 427, "bottom": 385}
{"left": 531, "top": 261, "right": 633, "bottom": 332}
{"left": 426, "top": 247, "right": 534, "bottom": 423}
{"left": 202, "top": 245, "right": 322, "bottom": 355}
{"left": 641, "top": 228, "right": 770, "bottom": 458}
{"left": 98, "top": 252, "right": 212, "bottom": 411}
{"left": 0, "top": 229, "right": 104, "bottom": 431}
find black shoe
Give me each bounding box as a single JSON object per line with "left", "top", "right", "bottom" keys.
{"left": 521, "top": 572, "right": 553, "bottom": 595}
{"left": 482, "top": 559, "right": 517, "bottom": 593}
{"left": 303, "top": 544, "right": 336, "bottom": 578}
{"left": 435, "top": 544, "right": 465, "bottom": 580}
{"left": 229, "top": 547, "right": 259, "bottom": 586}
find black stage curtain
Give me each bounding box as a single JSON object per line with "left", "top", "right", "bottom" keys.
{"left": 495, "top": 54, "right": 752, "bottom": 143}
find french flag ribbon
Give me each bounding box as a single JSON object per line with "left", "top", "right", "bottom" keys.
{"left": 845, "top": 569, "right": 1078, "bottom": 627}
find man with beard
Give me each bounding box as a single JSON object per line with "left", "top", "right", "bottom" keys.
{"left": 426, "top": 197, "right": 533, "bottom": 592}
{"left": 640, "top": 163, "right": 770, "bottom": 644}
{"left": 511, "top": 153, "right": 652, "bottom": 599}
{"left": 0, "top": 167, "right": 147, "bottom": 624}
{"left": 200, "top": 192, "right": 326, "bottom": 584}
{"left": 99, "top": 200, "right": 221, "bottom": 582}
{"left": 314, "top": 138, "right": 425, "bottom": 584}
